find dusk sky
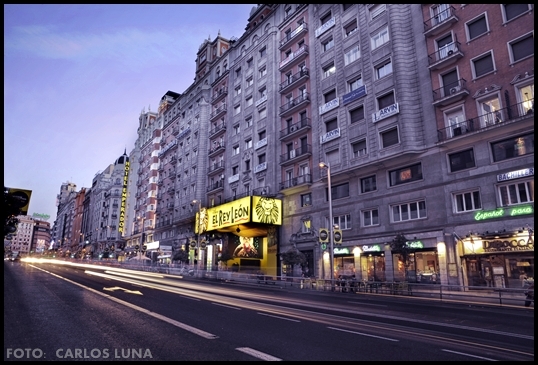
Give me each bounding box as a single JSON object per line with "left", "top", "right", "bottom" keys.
{"left": 4, "top": 4, "right": 255, "bottom": 222}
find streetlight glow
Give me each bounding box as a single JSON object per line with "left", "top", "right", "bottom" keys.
{"left": 319, "top": 162, "right": 335, "bottom": 286}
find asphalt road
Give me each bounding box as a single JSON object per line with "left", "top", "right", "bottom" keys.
{"left": 4, "top": 260, "right": 534, "bottom": 361}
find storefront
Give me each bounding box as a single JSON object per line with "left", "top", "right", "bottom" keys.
{"left": 460, "top": 230, "right": 534, "bottom": 288}
{"left": 333, "top": 247, "right": 356, "bottom": 278}
{"left": 359, "top": 244, "right": 386, "bottom": 282}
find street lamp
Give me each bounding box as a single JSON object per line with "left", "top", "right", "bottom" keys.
{"left": 138, "top": 216, "right": 145, "bottom": 260}
{"left": 192, "top": 199, "right": 202, "bottom": 270}
{"left": 319, "top": 162, "right": 335, "bottom": 286}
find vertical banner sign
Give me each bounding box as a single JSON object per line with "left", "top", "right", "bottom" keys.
{"left": 118, "top": 161, "right": 130, "bottom": 233}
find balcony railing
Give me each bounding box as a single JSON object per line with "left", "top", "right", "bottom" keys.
{"left": 428, "top": 41, "right": 463, "bottom": 70}
{"left": 279, "top": 45, "right": 309, "bottom": 71}
{"left": 211, "top": 87, "right": 228, "bottom": 103}
{"left": 437, "top": 98, "right": 534, "bottom": 142}
{"left": 210, "top": 104, "right": 227, "bottom": 120}
{"left": 279, "top": 93, "right": 310, "bottom": 116}
{"left": 208, "top": 161, "right": 225, "bottom": 174}
{"left": 279, "top": 68, "right": 309, "bottom": 93}
{"left": 279, "top": 174, "right": 312, "bottom": 190}
{"left": 279, "top": 22, "right": 308, "bottom": 49}
{"left": 207, "top": 179, "right": 225, "bottom": 192}
{"left": 209, "top": 123, "right": 226, "bottom": 138}
{"left": 279, "top": 117, "right": 311, "bottom": 140}
{"left": 280, "top": 144, "right": 312, "bottom": 165}
{"left": 432, "top": 78, "right": 469, "bottom": 106}
{"left": 209, "top": 142, "right": 226, "bottom": 157}
{"left": 423, "top": 6, "right": 458, "bottom": 37}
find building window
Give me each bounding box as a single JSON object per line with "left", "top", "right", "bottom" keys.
{"left": 361, "top": 175, "right": 376, "bottom": 193}
{"left": 498, "top": 179, "right": 534, "bottom": 206}
{"left": 234, "top": 104, "right": 241, "bottom": 115}
{"left": 449, "top": 149, "right": 475, "bottom": 172}
{"left": 348, "top": 77, "right": 363, "bottom": 92}
{"left": 235, "top": 86, "right": 241, "bottom": 96}
{"left": 445, "top": 107, "right": 466, "bottom": 136}
{"left": 232, "top": 165, "right": 239, "bottom": 175}
{"left": 321, "top": 12, "right": 332, "bottom": 25}
{"left": 370, "top": 4, "right": 386, "bottom": 20}
{"left": 259, "top": 47, "right": 266, "bottom": 58}
{"left": 325, "top": 149, "right": 340, "bottom": 166}
{"left": 381, "top": 127, "right": 399, "bottom": 148}
{"left": 245, "top": 138, "right": 253, "bottom": 149}
{"left": 246, "top": 57, "right": 253, "bottom": 68}
{"left": 376, "top": 59, "right": 393, "bottom": 79}
{"left": 259, "top": 130, "right": 266, "bottom": 140}
{"left": 344, "top": 45, "right": 360, "bottom": 65}
{"left": 491, "top": 133, "right": 534, "bottom": 162}
{"left": 392, "top": 200, "right": 427, "bottom": 222}
{"left": 472, "top": 51, "right": 495, "bottom": 78}
{"left": 466, "top": 14, "right": 488, "bottom": 41}
{"left": 246, "top": 77, "right": 253, "bottom": 87}
{"left": 352, "top": 140, "right": 367, "bottom": 158}
{"left": 258, "top": 153, "right": 266, "bottom": 164}
{"left": 344, "top": 20, "right": 358, "bottom": 37}
{"left": 322, "top": 37, "right": 334, "bottom": 52}
{"left": 259, "top": 107, "right": 267, "bottom": 119}
{"left": 245, "top": 116, "right": 253, "bottom": 128}
{"left": 509, "top": 33, "right": 534, "bottom": 63}
{"left": 478, "top": 95, "right": 503, "bottom": 127}
{"left": 333, "top": 214, "right": 352, "bottom": 230}
{"left": 325, "top": 182, "right": 350, "bottom": 201}
{"left": 246, "top": 96, "right": 253, "bottom": 107}
{"left": 389, "top": 163, "right": 422, "bottom": 186}
{"left": 350, "top": 106, "right": 364, "bottom": 124}
{"left": 371, "top": 27, "right": 389, "bottom": 49}
{"left": 232, "top": 145, "right": 240, "bottom": 156}
{"left": 377, "top": 91, "right": 395, "bottom": 109}
{"left": 325, "top": 118, "right": 338, "bottom": 132}
{"left": 324, "top": 89, "right": 337, "bottom": 103}
{"left": 259, "top": 87, "right": 267, "bottom": 98}
{"left": 517, "top": 83, "right": 534, "bottom": 116}
{"left": 259, "top": 66, "right": 267, "bottom": 78}
{"left": 502, "top": 4, "right": 531, "bottom": 22}
{"left": 453, "top": 190, "right": 482, "bottom": 213}
{"left": 233, "top": 124, "right": 240, "bottom": 135}
{"left": 323, "top": 62, "right": 336, "bottom": 78}
{"left": 235, "top": 67, "right": 241, "bottom": 78}
{"left": 363, "top": 209, "right": 379, "bottom": 227}
{"left": 245, "top": 159, "right": 250, "bottom": 171}
{"left": 301, "top": 193, "right": 312, "bottom": 207}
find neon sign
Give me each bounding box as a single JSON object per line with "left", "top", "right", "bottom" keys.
{"left": 474, "top": 208, "right": 504, "bottom": 221}
{"left": 474, "top": 205, "right": 533, "bottom": 221}
{"left": 118, "top": 161, "right": 129, "bottom": 233}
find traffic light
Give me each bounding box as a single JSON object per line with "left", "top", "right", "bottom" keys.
{"left": 334, "top": 229, "right": 343, "bottom": 245}
{"left": 319, "top": 228, "right": 329, "bottom": 243}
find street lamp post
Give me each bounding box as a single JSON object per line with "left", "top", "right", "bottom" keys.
{"left": 138, "top": 216, "right": 145, "bottom": 260}
{"left": 319, "top": 162, "right": 335, "bottom": 287}
{"left": 192, "top": 199, "right": 202, "bottom": 270}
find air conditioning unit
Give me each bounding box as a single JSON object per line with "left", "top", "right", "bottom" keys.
{"left": 447, "top": 49, "right": 454, "bottom": 56}
{"left": 290, "top": 125, "right": 298, "bottom": 132}
{"left": 450, "top": 86, "right": 461, "bottom": 94}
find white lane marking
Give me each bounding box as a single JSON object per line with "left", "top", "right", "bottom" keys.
{"left": 181, "top": 295, "right": 201, "bottom": 301}
{"left": 236, "top": 347, "right": 282, "bottom": 361}
{"left": 257, "top": 312, "right": 301, "bottom": 322}
{"left": 347, "top": 301, "right": 388, "bottom": 307}
{"left": 442, "top": 349, "right": 498, "bottom": 361}
{"left": 212, "top": 302, "right": 241, "bottom": 310}
{"left": 328, "top": 326, "right": 399, "bottom": 342}
{"left": 29, "top": 264, "right": 218, "bottom": 339}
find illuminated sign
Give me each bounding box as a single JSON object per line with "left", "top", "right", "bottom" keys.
{"left": 145, "top": 241, "right": 159, "bottom": 250}
{"left": 252, "top": 196, "right": 282, "bottom": 225}
{"left": 118, "top": 161, "right": 130, "bottom": 233}
{"left": 362, "top": 245, "right": 382, "bottom": 252}
{"left": 32, "top": 213, "right": 51, "bottom": 220}
{"left": 406, "top": 241, "right": 424, "bottom": 249}
{"left": 207, "top": 196, "right": 282, "bottom": 230}
{"left": 334, "top": 247, "right": 350, "bottom": 255}
{"left": 474, "top": 205, "right": 533, "bottom": 221}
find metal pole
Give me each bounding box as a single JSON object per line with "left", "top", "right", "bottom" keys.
{"left": 327, "top": 165, "right": 335, "bottom": 288}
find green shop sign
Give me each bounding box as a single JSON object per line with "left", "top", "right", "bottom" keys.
{"left": 474, "top": 205, "right": 533, "bottom": 221}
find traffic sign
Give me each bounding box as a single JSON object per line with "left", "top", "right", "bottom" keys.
{"left": 319, "top": 228, "right": 329, "bottom": 243}
{"left": 334, "top": 230, "right": 343, "bottom": 244}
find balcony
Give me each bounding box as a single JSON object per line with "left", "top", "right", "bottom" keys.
{"left": 210, "top": 104, "right": 227, "bottom": 121}
{"left": 279, "top": 174, "right": 312, "bottom": 190}
{"left": 280, "top": 144, "right": 312, "bottom": 166}
{"left": 209, "top": 142, "right": 226, "bottom": 157}
{"left": 279, "top": 45, "right": 309, "bottom": 72}
{"left": 211, "top": 87, "right": 228, "bottom": 103}
{"left": 279, "top": 22, "right": 308, "bottom": 50}
{"left": 437, "top": 98, "right": 534, "bottom": 142}
{"left": 279, "top": 93, "right": 310, "bottom": 117}
{"left": 167, "top": 203, "right": 174, "bottom": 210}
{"left": 170, "top": 156, "right": 177, "bottom": 164}
{"left": 279, "top": 117, "right": 311, "bottom": 141}
{"left": 428, "top": 42, "right": 463, "bottom": 71}
{"left": 279, "top": 68, "right": 309, "bottom": 94}
{"left": 209, "top": 123, "right": 226, "bottom": 139}
{"left": 423, "top": 6, "right": 458, "bottom": 37}
{"left": 432, "top": 79, "right": 469, "bottom": 107}
{"left": 208, "top": 161, "right": 225, "bottom": 175}
{"left": 169, "top": 174, "right": 176, "bottom": 180}
{"left": 167, "top": 186, "right": 175, "bottom": 194}
{"left": 172, "top": 127, "right": 179, "bottom": 136}
{"left": 207, "top": 179, "right": 224, "bottom": 193}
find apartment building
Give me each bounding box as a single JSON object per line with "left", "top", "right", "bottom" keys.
{"left": 421, "top": 4, "right": 534, "bottom": 288}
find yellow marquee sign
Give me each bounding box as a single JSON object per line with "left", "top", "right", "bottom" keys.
{"left": 206, "top": 196, "right": 282, "bottom": 231}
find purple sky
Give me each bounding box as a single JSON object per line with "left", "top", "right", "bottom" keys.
{"left": 4, "top": 4, "right": 255, "bottom": 222}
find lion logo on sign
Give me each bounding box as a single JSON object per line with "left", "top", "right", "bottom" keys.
{"left": 255, "top": 197, "right": 279, "bottom": 224}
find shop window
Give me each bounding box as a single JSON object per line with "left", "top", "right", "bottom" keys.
{"left": 362, "top": 209, "right": 379, "bottom": 227}
{"left": 391, "top": 200, "right": 426, "bottom": 222}
{"left": 453, "top": 189, "right": 482, "bottom": 213}
{"left": 497, "top": 179, "right": 534, "bottom": 206}
{"left": 491, "top": 133, "right": 533, "bottom": 162}
{"left": 389, "top": 163, "right": 422, "bottom": 186}
{"left": 361, "top": 254, "right": 385, "bottom": 282}
{"left": 449, "top": 148, "right": 475, "bottom": 172}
